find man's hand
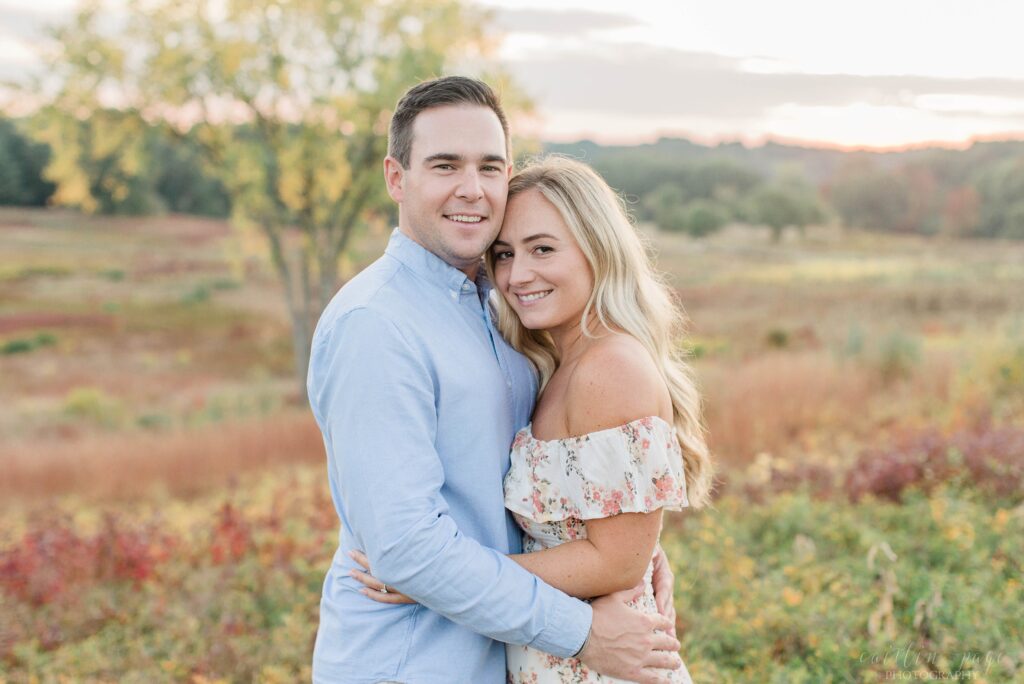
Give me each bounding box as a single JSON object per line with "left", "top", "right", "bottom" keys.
{"left": 650, "top": 545, "right": 677, "bottom": 635}
{"left": 579, "top": 585, "right": 682, "bottom": 684}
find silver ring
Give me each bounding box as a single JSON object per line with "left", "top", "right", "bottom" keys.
{"left": 380, "top": 584, "right": 389, "bottom": 594}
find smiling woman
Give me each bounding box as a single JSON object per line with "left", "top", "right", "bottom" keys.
{"left": 490, "top": 189, "right": 595, "bottom": 335}
{"left": 481, "top": 155, "right": 713, "bottom": 681}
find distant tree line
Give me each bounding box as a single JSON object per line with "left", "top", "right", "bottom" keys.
{"left": 547, "top": 138, "right": 1024, "bottom": 240}
{"left": 4, "top": 112, "right": 1024, "bottom": 241}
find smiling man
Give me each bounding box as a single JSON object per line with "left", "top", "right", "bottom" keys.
{"left": 306, "top": 76, "right": 681, "bottom": 684}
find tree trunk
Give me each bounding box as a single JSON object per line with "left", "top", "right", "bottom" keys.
{"left": 288, "top": 304, "right": 312, "bottom": 407}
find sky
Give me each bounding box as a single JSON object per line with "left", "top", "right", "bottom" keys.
{"left": 3, "top": 0, "right": 1024, "bottom": 149}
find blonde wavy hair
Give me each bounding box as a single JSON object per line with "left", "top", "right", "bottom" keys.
{"left": 485, "top": 156, "right": 714, "bottom": 508}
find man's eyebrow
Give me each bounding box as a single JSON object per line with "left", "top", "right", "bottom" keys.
{"left": 422, "top": 153, "right": 507, "bottom": 165}
{"left": 424, "top": 153, "right": 461, "bottom": 163}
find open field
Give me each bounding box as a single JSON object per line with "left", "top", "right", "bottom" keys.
{"left": 2, "top": 208, "right": 1023, "bottom": 681}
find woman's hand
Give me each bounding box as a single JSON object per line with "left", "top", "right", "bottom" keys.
{"left": 348, "top": 550, "right": 417, "bottom": 604}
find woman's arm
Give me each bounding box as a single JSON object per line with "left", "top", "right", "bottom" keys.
{"left": 513, "top": 334, "right": 674, "bottom": 598}
{"left": 510, "top": 510, "right": 663, "bottom": 598}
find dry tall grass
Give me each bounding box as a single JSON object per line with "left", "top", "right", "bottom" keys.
{"left": 0, "top": 411, "right": 324, "bottom": 502}
{"left": 698, "top": 349, "right": 957, "bottom": 468}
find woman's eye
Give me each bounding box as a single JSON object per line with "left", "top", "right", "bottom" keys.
{"left": 493, "top": 250, "right": 513, "bottom": 261}
{"left": 535, "top": 245, "right": 553, "bottom": 255}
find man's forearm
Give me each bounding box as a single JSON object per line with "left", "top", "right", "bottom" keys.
{"left": 365, "top": 510, "right": 592, "bottom": 657}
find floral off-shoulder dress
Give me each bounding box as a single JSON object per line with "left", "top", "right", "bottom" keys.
{"left": 503, "top": 416, "right": 693, "bottom": 684}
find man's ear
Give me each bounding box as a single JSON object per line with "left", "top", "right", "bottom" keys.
{"left": 384, "top": 156, "right": 405, "bottom": 202}
{"left": 506, "top": 162, "right": 513, "bottom": 180}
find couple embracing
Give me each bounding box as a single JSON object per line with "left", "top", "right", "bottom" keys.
{"left": 306, "top": 76, "right": 714, "bottom": 684}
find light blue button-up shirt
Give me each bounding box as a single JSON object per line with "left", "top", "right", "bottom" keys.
{"left": 307, "top": 229, "right": 592, "bottom": 683}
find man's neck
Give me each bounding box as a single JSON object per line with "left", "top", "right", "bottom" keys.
{"left": 397, "top": 225, "right": 481, "bottom": 281}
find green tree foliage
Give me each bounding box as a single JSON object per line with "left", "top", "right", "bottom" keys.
{"left": 644, "top": 183, "right": 688, "bottom": 232}
{"left": 643, "top": 184, "right": 729, "bottom": 236}
{"left": 680, "top": 199, "right": 730, "bottom": 237}
{"left": 0, "top": 118, "right": 55, "bottom": 206}
{"left": 975, "top": 157, "right": 1024, "bottom": 239}
{"left": 152, "top": 133, "right": 231, "bottom": 217}
{"left": 830, "top": 157, "right": 910, "bottom": 232}
{"left": 24, "top": 4, "right": 159, "bottom": 214}
{"left": 749, "top": 169, "right": 826, "bottom": 242}
{"left": 30, "top": 0, "right": 510, "bottom": 399}
{"left": 688, "top": 158, "right": 761, "bottom": 206}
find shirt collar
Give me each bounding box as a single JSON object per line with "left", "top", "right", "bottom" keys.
{"left": 384, "top": 228, "right": 492, "bottom": 298}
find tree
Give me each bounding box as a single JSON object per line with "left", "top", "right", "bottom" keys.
{"left": 28, "top": 0, "right": 513, "bottom": 401}
{"left": 749, "top": 169, "right": 825, "bottom": 242}
{"left": 0, "top": 117, "right": 55, "bottom": 206}
{"left": 680, "top": 199, "right": 729, "bottom": 237}
{"left": 829, "top": 157, "right": 908, "bottom": 232}
{"left": 974, "top": 156, "right": 1024, "bottom": 239}
{"left": 644, "top": 183, "right": 688, "bottom": 232}
{"left": 941, "top": 185, "right": 979, "bottom": 237}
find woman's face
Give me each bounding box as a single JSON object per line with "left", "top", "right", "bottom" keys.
{"left": 490, "top": 189, "right": 594, "bottom": 335}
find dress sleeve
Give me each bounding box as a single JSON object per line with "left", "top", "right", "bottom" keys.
{"left": 504, "top": 416, "right": 690, "bottom": 523}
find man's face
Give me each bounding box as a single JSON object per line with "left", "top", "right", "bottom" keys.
{"left": 385, "top": 105, "right": 511, "bottom": 277}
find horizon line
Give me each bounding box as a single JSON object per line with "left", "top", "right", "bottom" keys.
{"left": 539, "top": 130, "right": 1024, "bottom": 154}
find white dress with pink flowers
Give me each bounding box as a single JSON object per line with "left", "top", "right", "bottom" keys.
{"left": 503, "top": 416, "right": 693, "bottom": 684}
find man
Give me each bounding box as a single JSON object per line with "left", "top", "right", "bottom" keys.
{"left": 307, "top": 76, "right": 681, "bottom": 683}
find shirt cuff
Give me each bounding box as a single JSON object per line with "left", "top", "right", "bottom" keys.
{"left": 526, "top": 593, "right": 593, "bottom": 658}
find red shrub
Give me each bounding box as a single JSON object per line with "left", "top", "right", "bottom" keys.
{"left": 209, "top": 503, "right": 252, "bottom": 564}
{"left": 845, "top": 423, "right": 1024, "bottom": 503}
{"left": 0, "top": 514, "right": 177, "bottom": 606}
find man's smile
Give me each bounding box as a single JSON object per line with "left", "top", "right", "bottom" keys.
{"left": 445, "top": 213, "right": 486, "bottom": 224}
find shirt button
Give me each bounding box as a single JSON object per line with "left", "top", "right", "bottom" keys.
{"left": 450, "top": 291, "right": 457, "bottom": 299}
{"left": 462, "top": 283, "right": 471, "bottom": 291}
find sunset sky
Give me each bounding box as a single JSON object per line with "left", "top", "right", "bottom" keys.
{"left": 3, "top": 0, "right": 1024, "bottom": 149}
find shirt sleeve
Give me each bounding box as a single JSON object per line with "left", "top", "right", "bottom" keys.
{"left": 308, "top": 306, "right": 592, "bottom": 657}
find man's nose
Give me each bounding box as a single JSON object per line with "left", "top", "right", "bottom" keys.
{"left": 456, "top": 169, "right": 484, "bottom": 201}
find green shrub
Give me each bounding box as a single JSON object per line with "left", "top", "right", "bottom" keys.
{"left": 766, "top": 328, "right": 790, "bottom": 348}
{"left": 62, "top": 387, "right": 125, "bottom": 428}
{"left": 1, "top": 331, "right": 59, "bottom": 355}
{"left": 181, "top": 284, "right": 211, "bottom": 304}
{"left": 875, "top": 332, "right": 921, "bottom": 383}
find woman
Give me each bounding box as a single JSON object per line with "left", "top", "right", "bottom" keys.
{"left": 356, "top": 157, "right": 713, "bottom": 682}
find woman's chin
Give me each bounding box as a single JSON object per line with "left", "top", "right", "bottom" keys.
{"left": 513, "top": 311, "right": 547, "bottom": 331}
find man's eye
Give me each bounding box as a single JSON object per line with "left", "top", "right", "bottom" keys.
{"left": 434, "top": 164, "right": 455, "bottom": 171}
{"left": 481, "top": 165, "right": 501, "bottom": 173}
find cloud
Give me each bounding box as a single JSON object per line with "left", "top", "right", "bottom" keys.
{"left": 491, "top": 8, "right": 642, "bottom": 36}
{"left": 0, "top": 6, "right": 58, "bottom": 40}
{"left": 506, "top": 42, "right": 1024, "bottom": 121}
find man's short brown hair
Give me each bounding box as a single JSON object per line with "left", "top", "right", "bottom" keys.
{"left": 388, "top": 76, "right": 510, "bottom": 169}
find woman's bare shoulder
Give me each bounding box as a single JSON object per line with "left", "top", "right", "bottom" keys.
{"left": 565, "top": 333, "right": 667, "bottom": 435}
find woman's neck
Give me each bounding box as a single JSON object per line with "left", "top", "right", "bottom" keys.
{"left": 549, "top": 313, "right": 610, "bottom": 369}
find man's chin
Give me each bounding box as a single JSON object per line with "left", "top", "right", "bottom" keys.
{"left": 452, "top": 238, "right": 495, "bottom": 263}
